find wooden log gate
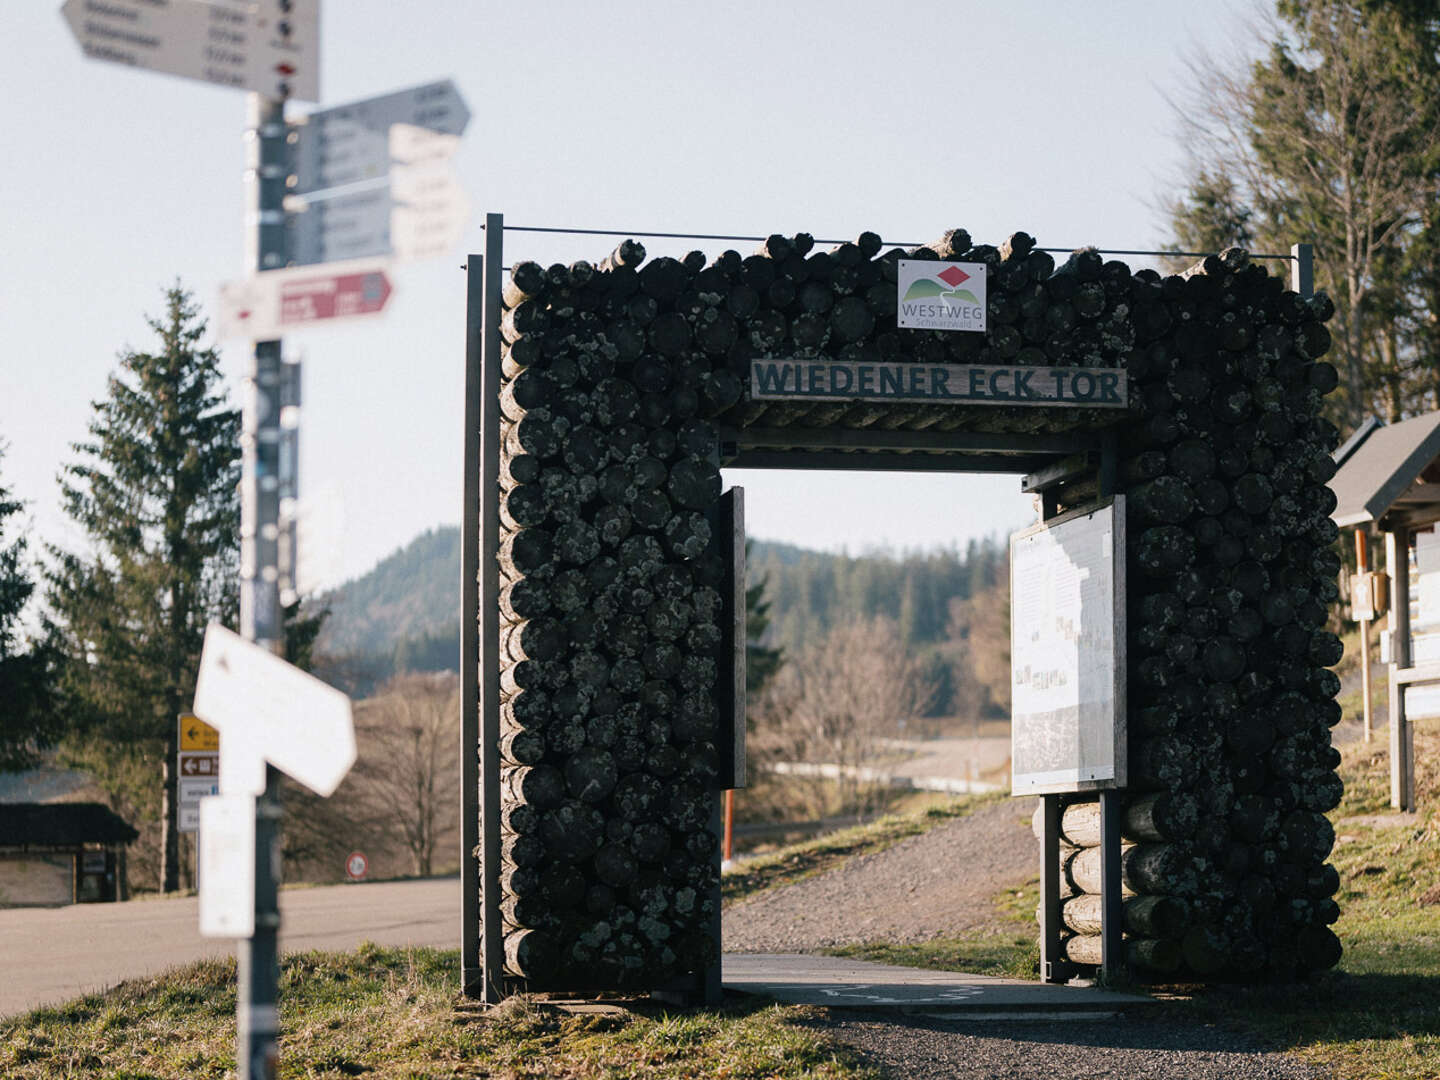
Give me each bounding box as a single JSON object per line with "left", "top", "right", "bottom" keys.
{"left": 460, "top": 214, "right": 1344, "bottom": 1002}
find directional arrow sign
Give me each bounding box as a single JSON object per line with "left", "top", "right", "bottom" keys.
{"left": 218, "top": 256, "right": 394, "bottom": 340}
{"left": 180, "top": 753, "right": 219, "bottom": 778}
{"left": 293, "top": 79, "right": 470, "bottom": 195}
{"left": 179, "top": 713, "right": 219, "bottom": 752}
{"left": 60, "top": 0, "right": 319, "bottom": 102}
{"left": 193, "top": 623, "right": 355, "bottom": 797}
{"left": 289, "top": 186, "right": 393, "bottom": 266}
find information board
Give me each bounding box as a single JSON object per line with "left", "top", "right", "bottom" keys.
{"left": 1010, "top": 498, "right": 1126, "bottom": 796}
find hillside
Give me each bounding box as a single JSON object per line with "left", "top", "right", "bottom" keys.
{"left": 314, "top": 526, "right": 460, "bottom": 669}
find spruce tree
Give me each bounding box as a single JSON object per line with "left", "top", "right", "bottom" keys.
{"left": 745, "top": 547, "right": 783, "bottom": 702}
{"left": 0, "top": 446, "right": 58, "bottom": 770}
{"left": 48, "top": 286, "right": 239, "bottom": 893}
{"left": 1168, "top": 0, "right": 1440, "bottom": 426}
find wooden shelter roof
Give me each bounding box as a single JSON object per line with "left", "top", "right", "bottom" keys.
{"left": 0, "top": 802, "right": 138, "bottom": 848}
{"left": 1331, "top": 413, "right": 1440, "bottom": 530}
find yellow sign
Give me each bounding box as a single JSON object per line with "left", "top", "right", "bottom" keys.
{"left": 179, "top": 713, "right": 220, "bottom": 752}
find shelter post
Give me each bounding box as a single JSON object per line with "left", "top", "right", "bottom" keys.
{"left": 1385, "top": 527, "right": 1415, "bottom": 810}
{"left": 1356, "top": 530, "right": 1373, "bottom": 743}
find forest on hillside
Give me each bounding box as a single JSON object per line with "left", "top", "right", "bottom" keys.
{"left": 750, "top": 538, "right": 1006, "bottom": 656}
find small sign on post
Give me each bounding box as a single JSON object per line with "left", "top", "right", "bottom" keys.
{"left": 218, "top": 258, "right": 395, "bottom": 341}
{"left": 178, "top": 713, "right": 221, "bottom": 834}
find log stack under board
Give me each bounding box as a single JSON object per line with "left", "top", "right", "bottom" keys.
{"left": 490, "top": 230, "right": 1342, "bottom": 988}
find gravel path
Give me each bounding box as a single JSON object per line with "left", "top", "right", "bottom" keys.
{"left": 724, "top": 799, "right": 1331, "bottom": 1078}
{"left": 816, "top": 1012, "right": 1330, "bottom": 1080}
{"left": 724, "top": 798, "right": 1038, "bottom": 952}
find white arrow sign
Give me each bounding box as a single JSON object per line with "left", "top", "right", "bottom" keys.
{"left": 60, "top": 0, "right": 319, "bottom": 102}
{"left": 193, "top": 623, "right": 355, "bottom": 797}
{"left": 292, "top": 79, "right": 469, "bottom": 194}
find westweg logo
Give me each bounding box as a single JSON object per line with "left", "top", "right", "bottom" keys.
{"left": 897, "top": 259, "right": 987, "bottom": 332}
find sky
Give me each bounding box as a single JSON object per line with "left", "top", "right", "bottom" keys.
{"left": 1, "top": 1, "right": 1265, "bottom": 594}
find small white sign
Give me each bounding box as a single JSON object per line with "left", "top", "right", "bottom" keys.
{"left": 345, "top": 851, "right": 369, "bottom": 881}
{"left": 193, "top": 624, "right": 356, "bottom": 797}
{"left": 897, "top": 260, "right": 988, "bottom": 332}
{"left": 199, "top": 794, "right": 256, "bottom": 938}
{"left": 181, "top": 777, "right": 220, "bottom": 802}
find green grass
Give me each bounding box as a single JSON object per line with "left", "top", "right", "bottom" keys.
{"left": 749, "top": 714, "right": 1440, "bottom": 1079}
{"left": 721, "top": 790, "right": 1003, "bottom": 906}
{"left": 1155, "top": 725, "right": 1440, "bottom": 1080}
{"left": 0, "top": 943, "right": 881, "bottom": 1079}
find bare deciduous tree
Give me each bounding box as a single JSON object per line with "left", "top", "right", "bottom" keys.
{"left": 280, "top": 671, "right": 460, "bottom": 881}
{"left": 349, "top": 672, "right": 460, "bottom": 878}
{"left": 752, "top": 616, "right": 934, "bottom": 816}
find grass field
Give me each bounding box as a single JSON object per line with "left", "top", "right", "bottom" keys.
{"left": 0, "top": 943, "right": 881, "bottom": 1079}
{"left": 4, "top": 714, "right": 1437, "bottom": 1077}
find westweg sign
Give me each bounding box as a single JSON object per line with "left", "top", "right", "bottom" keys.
{"left": 749, "top": 359, "right": 1128, "bottom": 407}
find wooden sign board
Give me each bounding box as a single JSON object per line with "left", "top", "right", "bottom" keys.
{"left": 1010, "top": 498, "right": 1127, "bottom": 796}
{"left": 750, "top": 359, "right": 1127, "bottom": 408}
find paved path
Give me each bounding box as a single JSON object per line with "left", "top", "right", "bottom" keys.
{"left": 723, "top": 954, "right": 1147, "bottom": 1016}
{"left": 0, "top": 877, "right": 458, "bottom": 1019}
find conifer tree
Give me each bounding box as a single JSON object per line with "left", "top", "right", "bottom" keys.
{"left": 1168, "top": 0, "right": 1440, "bottom": 427}
{"left": 0, "top": 446, "right": 58, "bottom": 770}
{"left": 48, "top": 286, "right": 239, "bottom": 893}
{"left": 745, "top": 541, "right": 783, "bottom": 702}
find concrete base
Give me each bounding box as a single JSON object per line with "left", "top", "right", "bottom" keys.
{"left": 722, "top": 954, "right": 1154, "bottom": 1014}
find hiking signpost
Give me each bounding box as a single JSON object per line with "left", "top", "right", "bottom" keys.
{"left": 59, "top": 4, "right": 476, "bottom": 1076}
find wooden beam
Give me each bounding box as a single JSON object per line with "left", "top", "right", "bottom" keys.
{"left": 722, "top": 426, "right": 1097, "bottom": 456}
{"left": 1385, "top": 527, "right": 1415, "bottom": 812}
{"left": 725, "top": 450, "right": 1066, "bottom": 474}
{"left": 1022, "top": 452, "right": 1097, "bottom": 493}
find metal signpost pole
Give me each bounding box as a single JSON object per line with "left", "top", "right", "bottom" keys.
{"left": 479, "top": 213, "right": 505, "bottom": 1002}
{"left": 461, "top": 254, "right": 483, "bottom": 996}
{"left": 239, "top": 91, "right": 290, "bottom": 1080}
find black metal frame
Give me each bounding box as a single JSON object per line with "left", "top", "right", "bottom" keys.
{"left": 462, "top": 215, "right": 1132, "bottom": 1002}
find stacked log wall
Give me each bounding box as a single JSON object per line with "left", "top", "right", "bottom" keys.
{"left": 487, "top": 228, "right": 1343, "bottom": 989}
{"left": 1108, "top": 249, "right": 1343, "bottom": 979}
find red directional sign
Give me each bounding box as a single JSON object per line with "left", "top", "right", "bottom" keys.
{"left": 279, "top": 269, "right": 393, "bottom": 329}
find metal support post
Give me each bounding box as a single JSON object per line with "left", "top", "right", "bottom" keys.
{"left": 461, "top": 255, "right": 483, "bottom": 996}
{"left": 1098, "top": 430, "right": 1117, "bottom": 499}
{"left": 1098, "top": 790, "right": 1124, "bottom": 981}
{"left": 1290, "top": 243, "right": 1314, "bottom": 298}
{"left": 1385, "top": 528, "right": 1415, "bottom": 811}
{"left": 479, "top": 214, "right": 506, "bottom": 1002}
{"left": 237, "top": 91, "right": 289, "bottom": 1080}
{"left": 1039, "top": 795, "right": 1068, "bottom": 983}
{"left": 1356, "top": 530, "right": 1373, "bottom": 743}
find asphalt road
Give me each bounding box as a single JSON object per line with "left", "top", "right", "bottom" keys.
{"left": 0, "top": 876, "right": 460, "bottom": 1019}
